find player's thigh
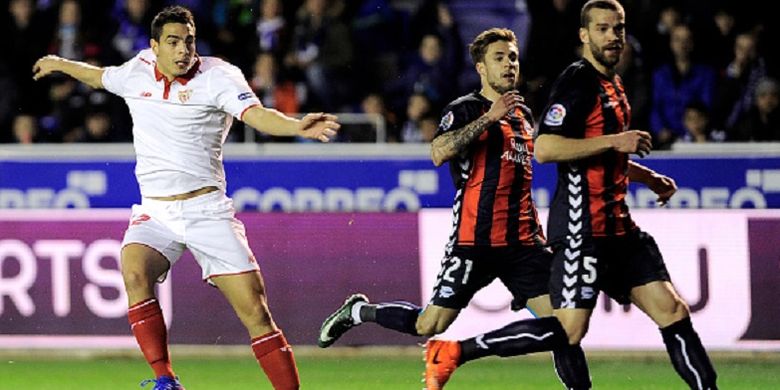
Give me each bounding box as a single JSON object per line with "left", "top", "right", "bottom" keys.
{"left": 630, "top": 280, "right": 689, "bottom": 327}
{"left": 605, "top": 230, "right": 672, "bottom": 305}
{"left": 121, "top": 202, "right": 185, "bottom": 283}
{"left": 526, "top": 294, "right": 553, "bottom": 317}
{"left": 497, "top": 246, "right": 553, "bottom": 314}
{"left": 416, "top": 304, "right": 461, "bottom": 336}
{"left": 120, "top": 243, "right": 171, "bottom": 279}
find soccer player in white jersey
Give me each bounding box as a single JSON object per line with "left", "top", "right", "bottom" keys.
{"left": 32, "top": 6, "right": 338, "bottom": 390}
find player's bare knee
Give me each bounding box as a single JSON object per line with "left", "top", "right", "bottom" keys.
{"left": 415, "top": 317, "right": 449, "bottom": 337}
{"left": 668, "top": 296, "right": 690, "bottom": 322}
{"left": 415, "top": 320, "right": 436, "bottom": 337}
{"left": 557, "top": 318, "right": 588, "bottom": 345}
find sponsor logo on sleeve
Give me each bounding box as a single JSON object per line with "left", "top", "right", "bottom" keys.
{"left": 237, "top": 92, "right": 254, "bottom": 101}
{"left": 543, "top": 103, "right": 566, "bottom": 126}
{"left": 439, "top": 111, "right": 454, "bottom": 131}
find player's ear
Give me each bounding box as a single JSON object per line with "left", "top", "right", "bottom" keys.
{"left": 579, "top": 27, "right": 589, "bottom": 44}
{"left": 150, "top": 38, "right": 159, "bottom": 55}
{"left": 476, "top": 62, "right": 486, "bottom": 77}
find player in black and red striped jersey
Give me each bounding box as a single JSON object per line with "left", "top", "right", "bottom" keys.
{"left": 535, "top": 1, "right": 718, "bottom": 389}
{"left": 319, "top": 28, "right": 591, "bottom": 390}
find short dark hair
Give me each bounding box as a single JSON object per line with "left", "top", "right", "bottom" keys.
{"left": 151, "top": 5, "right": 195, "bottom": 42}
{"left": 580, "top": 0, "right": 624, "bottom": 28}
{"left": 468, "top": 28, "right": 517, "bottom": 65}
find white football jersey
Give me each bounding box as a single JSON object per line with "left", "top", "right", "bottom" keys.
{"left": 102, "top": 49, "right": 261, "bottom": 197}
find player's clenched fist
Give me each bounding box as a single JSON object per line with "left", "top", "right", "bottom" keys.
{"left": 486, "top": 90, "right": 523, "bottom": 122}
{"left": 611, "top": 130, "right": 652, "bottom": 157}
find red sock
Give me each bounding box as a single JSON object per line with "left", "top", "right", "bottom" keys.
{"left": 251, "top": 330, "right": 300, "bottom": 390}
{"left": 128, "top": 298, "right": 175, "bottom": 379}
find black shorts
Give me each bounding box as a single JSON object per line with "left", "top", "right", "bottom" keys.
{"left": 430, "top": 244, "right": 552, "bottom": 311}
{"left": 550, "top": 229, "right": 671, "bottom": 309}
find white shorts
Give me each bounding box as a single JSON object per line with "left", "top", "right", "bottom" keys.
{"left": 122, "top": 190, "right": 259, "bottom": 282}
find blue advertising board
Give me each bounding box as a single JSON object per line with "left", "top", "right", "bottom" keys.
{"left": 1, "top": 157, "right": 778, "bottom": 210}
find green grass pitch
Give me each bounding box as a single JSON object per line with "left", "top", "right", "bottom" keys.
{"left": 1, "top": 348, "right": 778, "bottom": 389}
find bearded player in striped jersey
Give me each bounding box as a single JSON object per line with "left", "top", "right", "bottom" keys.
{"left": 535, "top": 1, "right": 717, "bottom": 389}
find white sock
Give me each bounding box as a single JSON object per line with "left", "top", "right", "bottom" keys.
{"left": 351, "top": 301, "right": 366, "bottom": 325}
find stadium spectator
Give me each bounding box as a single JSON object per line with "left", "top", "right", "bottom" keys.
{"left": 649, "top": 23, "right": 717, "bottom": 149}
{"left": 707, "top": 5, "right": 738, "bottom": 71}
{"left": 416, "top": 114, "right": 438, "bottom": 143}
{"left": 12, "top": 113, "right": 39, "bottom": 144}
{"left": 318, "top": 27, "right": 591, "bottom": 390}
{"left": 335, "top": 92, "right": 390, "bottom": 143}
{"left": 535, "top": 2, "right": 718, "bottom": 390}
{"left": 730, "top": 77, "right": 780, "bottom": 141}
{"left": 681, "top": 101, "right": 725, "bottom": 143}
{"left": 32, "top": 5, "right": 340, "bottom": 389}
{"left": 255, "top": 0, "right": 289, "bottom": 60}
{"left": 400, "top": 92, "right": 432, "bottom": 143}
{"left": 285, "top": 0, "right": 354, "bottom": 111}
{"left": 111, "top": 0, "right": 153, "bottom": 61}
{"left": 714, "top": 32, "right": 767, "bottom": 130}
{"left": 638, "top": 2, "right": 682, "bottom": 70}
{"left": 385, "top": 4, "right": 461, "bottom": 115}
{"left": 49, "top": 0, "right": 84, "bottom": 60}
{"left": 249, "top": 52, "right": 302, "bottom": 143}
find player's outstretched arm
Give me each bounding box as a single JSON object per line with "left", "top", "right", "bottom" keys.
{"left": 535, "top": 130, "right": 652, "bottom": 163}
{"left": 241, "top": 106, "right": 340, "bottom": 142}
{"left": 32, "top": 55, "right": 105, "bottom": 89}
{"left": 431, "top": 90, "right": 522, "bottom": 166}
{"left": 628, "top": 160, "right": 677, "bottom": 206}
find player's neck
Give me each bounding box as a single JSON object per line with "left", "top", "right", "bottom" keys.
{"left": 585, "top": 56, "right": 615, "bottom": 78}
{"left": 479, "top": 86, "right": 500, "bottom": 102}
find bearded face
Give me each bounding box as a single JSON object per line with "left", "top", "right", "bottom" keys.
{"left": 581, "top": 8, "right": 626, "bottom": 72}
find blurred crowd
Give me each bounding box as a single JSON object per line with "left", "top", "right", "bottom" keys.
{"left": 1, "top": 0, "right": 778, "bottom": 146}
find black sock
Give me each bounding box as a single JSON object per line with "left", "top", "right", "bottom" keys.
{"left": 361, "top": 301, "right": 421, "bottom": 336}
{"left": 460, "top": 317, "right": 568, "bottom": 364}
{"left": 553, "top": 344, "right": 591, "bottom": 390}
{"left": 660, "top": 317, "right": 718, "bottom": 390}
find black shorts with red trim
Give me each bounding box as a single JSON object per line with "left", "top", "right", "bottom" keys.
{"left": 430, "top": 244, "right": 552, "bottom": 311}
{"left": 550, "top": 230, "right": 671, "bottom": 310}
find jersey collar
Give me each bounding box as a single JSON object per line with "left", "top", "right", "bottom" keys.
{"left": 154, "top": 57, "right": 201, "bottom": 85}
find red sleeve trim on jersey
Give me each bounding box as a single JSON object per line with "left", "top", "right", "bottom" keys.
{"left": 239, "top": 103, "right": 262, "bottom": 121}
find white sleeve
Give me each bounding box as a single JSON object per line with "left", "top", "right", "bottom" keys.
{"left": 210, "top": 64, "right": 262, "bottom": 119}
{"left": 101, "top": 55, "right": 138, "bottom": 96}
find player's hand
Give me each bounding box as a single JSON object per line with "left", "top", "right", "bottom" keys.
{"left": 486, "top": 90, "right": 523, "bottom": 122}
{"left": 298, "top": 113, "right": 340, "bottom": 142}
{"left": 32, "top": 55, "right": 64, "bottom": 81}
{"left": 648, "top": 173, "right": 676, "bottom": 207}
{"left": 611, "top": 130, "right": 652, "bottom": 157}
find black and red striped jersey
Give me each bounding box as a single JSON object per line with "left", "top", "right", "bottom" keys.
{"left": 434, "top": 91, "right": 545, "bottom": 248}
{"left": 537, "top": 59, "right": 637, "bottom": 241}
